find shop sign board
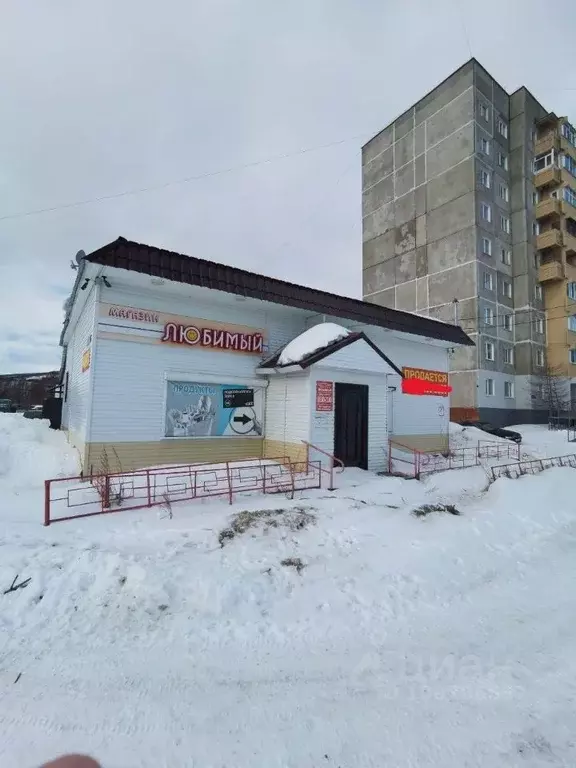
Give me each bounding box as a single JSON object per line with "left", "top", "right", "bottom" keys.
{"left": 315, "top": 380, "right": 334, "bottom": 411}
{"left": 402, "top": 367, "right": 451, "bottom": 397}
{"left": 165, "top": 381, "right": 263, "bottom": 438}
{"left": 98, "top": 303, "right": 265, "bottom": 355}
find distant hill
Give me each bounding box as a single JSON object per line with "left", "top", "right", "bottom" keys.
{"left": 0, "top": 371, "right": 59, "bottom": 408}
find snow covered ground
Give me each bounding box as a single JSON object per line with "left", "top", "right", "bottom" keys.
{"left": 1, "top": 414, "right": 576, "bottom": 767}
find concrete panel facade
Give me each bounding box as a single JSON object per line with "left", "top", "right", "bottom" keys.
{"left": 362, "top": 57, "right": 554, "bottom": 423}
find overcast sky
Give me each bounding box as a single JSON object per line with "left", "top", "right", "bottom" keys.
{"left": 1, "top": 0, "right": 575, "bottom": 373}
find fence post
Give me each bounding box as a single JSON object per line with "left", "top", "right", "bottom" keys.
{"left": 104, "top": 474, "right": 110, "bottom": 510}
{"left": 226, "top": 462, "right": 233, "bottom": 505}
{"left": 328, "top": 456, "right": 335, "bottom": 491}
{"left": 146, "top": 469, "right": 152, "bottom": 507}
{"left": 44, "top": 480, "right": 51, "bottom": 527}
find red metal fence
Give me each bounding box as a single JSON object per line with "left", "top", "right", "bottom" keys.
{"left": 388, "top": 438, "right": 520, "bottom": 480}
{"left": 44, "top": 457, "right": 322, "bottom": 526}
{"left": 491, "top": 453, "right": 576, "bottom": 481}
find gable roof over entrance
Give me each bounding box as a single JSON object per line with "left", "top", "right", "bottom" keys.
{"left": 83, "top": 237, "right": 474, "bottom": 347}
{"left": 259, "top": 330, "right": 404, "bottom": 376}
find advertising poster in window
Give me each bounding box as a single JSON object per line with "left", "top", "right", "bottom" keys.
{"left": 165, "top": 381, "right": 264, "bottom": 438}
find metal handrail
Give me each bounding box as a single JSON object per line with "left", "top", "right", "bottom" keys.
{"left": 301, "top": 440, "right": 344, "bottom": 490}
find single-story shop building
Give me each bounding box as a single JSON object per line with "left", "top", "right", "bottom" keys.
{"left": 60, "top": 237, "right": 474, "bottom": 474}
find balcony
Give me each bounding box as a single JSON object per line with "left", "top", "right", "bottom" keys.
{"left": 565, "top": 230, "right": 576, "bottom": 257}
{"left": 534, "top": 166, "right": 562, "bottom": 188}
{"left": 536, "top": 197, "right": 562, "bottom": 220}
{"left": 539, "top": 260, "right": 565, "bottom": 282}
{"left": 535, "top": 131, "right": 559, "bottom": 156}
{"left": 537, "top": 229, "right": 563, "bottom": 250}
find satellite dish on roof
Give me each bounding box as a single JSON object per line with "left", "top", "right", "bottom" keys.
{"left": 75, "top": 250, "right": 86, "bottom": 264}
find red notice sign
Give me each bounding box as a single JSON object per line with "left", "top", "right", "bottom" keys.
{"left": 316, "top": 380, "right": 334, "bottom": 411}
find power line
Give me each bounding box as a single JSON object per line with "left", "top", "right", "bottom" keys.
{"left": 0, "top": 133, "right": 368, "bottom": 223}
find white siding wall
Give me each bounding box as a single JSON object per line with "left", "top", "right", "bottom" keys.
{"left": 308, "top": 368, "right": 388, "bottom": 473}
{"left": 304, "top": 315, "right": 451, "bottom": 440}
{"left": 264, "top": 374, "right": 311, "bottom": 445}
{"left": 90, "top": 290, "right": 303, "bottom": 443}
{"left": 61, "top": 283, "right": 97, "bottom": 450}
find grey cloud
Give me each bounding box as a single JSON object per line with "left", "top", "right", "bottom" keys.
{"left": 0, "top": 0, "right": 574, "bottom": 372}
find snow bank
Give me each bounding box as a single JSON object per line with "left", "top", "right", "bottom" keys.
{"left": 278, "top": 322, "right": 350, "bottom": 365}
{"left": 0, "top": 413, "right": 79, "bottom": 492}
{"left": 3, "top": 415, "right": 576, "bottom": 766}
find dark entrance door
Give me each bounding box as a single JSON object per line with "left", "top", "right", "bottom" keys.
{"left": 334, "top": 383, "right": 369, "bottom": 469}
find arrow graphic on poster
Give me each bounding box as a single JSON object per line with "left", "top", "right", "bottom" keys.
{"left": 233, "top": 414, "right": 252, "bottom": 425}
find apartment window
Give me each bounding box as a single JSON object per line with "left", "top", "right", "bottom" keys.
{"left": 563, "top": 186, "right": 576, "bottom": 208}
{"left": 483, "top": 271, "right": 494, "bottom": 290}
{"left": 497, "top": 152, "right": 509, "bottom": 170}
{"left": 503, "top": 346, "right": 514, "bottom": 364}
{"left": 532, "top": 191, "right": 539, "bottom": 205}
{"left": 502, "top": 313, "right": 513, "bottom": 331}
{"left": 479, "top": 102, "right": 490, "bottom": 121}
{"left": 570, "top": 349, "right": 576, "bottom": 365}
{"left": 498, "top": 183, "right": 509, "bottom": 202}
{"left": 569, "top": 315, "right": 576, "bottom": 332}
{"left": 484, "top": 306, "right": 495, "bottom": 325}
{"left": 533, "top": 220, "right": 540, "bottom": 236}
{"left": 482, "top": 237, "right": 492, "bottom": 256}
{"left": 480, "top": 202, "right": 492, "bottom": 222}
{"left": 500, "top": 215, "right": 511, "bottom": 234}
{"left": 533, "top": 252, "right": 540, "bottom": 269}
{"left": 561, "top": 153, "right": 576, "bottom": 177}
{"left": 534, "top": 150, "right": 555, "bottom": 172}
{"left": 502, "top": 280, "right": 512, "bottom": 298}
{"left": 536, "top": 349, "right": 545, "bottom": 367}
{"left": 504, "top": 381, "right": 514, "bottom": 398}
{"left": 568, "top": 282, "right": 576, "bottom": 300}
{"left": 485, "top": 378, "right": 495, "bottom": 396}
{"left": 551, "top": 189, "right": 559, "bottom": 199}
{"left": 501, "top": 248, "right": 511, "bottom": 265}
{"left": 535, "top": 284, "right": 543, "bottom": 301}
{"left": 535, "top": 317, "right": 544, "bottom": 334}
{"left": 478, "top": 168, "right": 491, "bottom": 188}
{"left": 497, "top": 118, "right": 508, "bottom": 138}
{"left": 485, "top": 341, "right": 495, "bottom": 361}
{"left": 480, "top": 137, "right": 491, "bottom": 156}
{"left": 562, "top": 122, "right": 576, "bottom": 147}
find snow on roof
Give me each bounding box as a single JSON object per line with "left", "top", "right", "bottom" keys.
{"left": 278, "top": 323, "right": 350, "bottom": 366}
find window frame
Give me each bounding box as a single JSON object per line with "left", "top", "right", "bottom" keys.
{"left": 502, "top": 280, "right": 512, "bottom": 299}
{"left": 500, "top": 215, "right": 511, "bottom": 234}
{"left": 504, "top": 380, "right": 514, "bottom": 398}
{"left": 480, "top": 137, "right": 491, "bottom": 156}
{"left": 501, "top": 248, "right": 511, "bottom": 265}
{"left": 485, "top": 378, "right": 495, "bottom": 396}
{"left": 484, "top": 306, "right": 495, "bottom": 325}
{"left": 502, "top": 313, "right": 513, "bottom": 331}
{"left": 482, "top": 237, "right": 492, "bottom": 256}
{"left": 479, "top": 102, "right": 490, "bottom": 122}
{"left": 535, "top": 284, "right": 543, "bottom": 301}
{"left": 568, "top": 282, "right": 576, "bottom": 300}
{"left": 484, "top": 341, "right": 495, "bottom": 361}
{"left": 480, "top": 202, "right": 492, "bottom": 222}
{"left": 497, "top": 151, "right": 509, "bottom": 170}
{"left": 483, "top": 271, "right": 494, "bottom": 291}
{"left": 534, "top": 150, "right": 555, "bottom": 173}
{"left": 497, "top": 118, "right": 508, "bottom": 138}
{"left": 536, "top": 349, "right": 545, "bottom": 367}
{"left": 503, "top": 346, "right": 514, "bottom": 364}
{"left": 498, "top": 183, "right": 509, "bottom": 202}
{"left": 570, "top": 349, "right": 576, "bottom": 365}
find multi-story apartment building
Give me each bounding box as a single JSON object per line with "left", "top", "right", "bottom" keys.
{"left": 362, "top": 58, "right": 576, "bottom": 426}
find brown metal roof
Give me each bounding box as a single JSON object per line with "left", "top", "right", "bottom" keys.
{"left": 85, "top": 237, "right": 474, "bottom": 347}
